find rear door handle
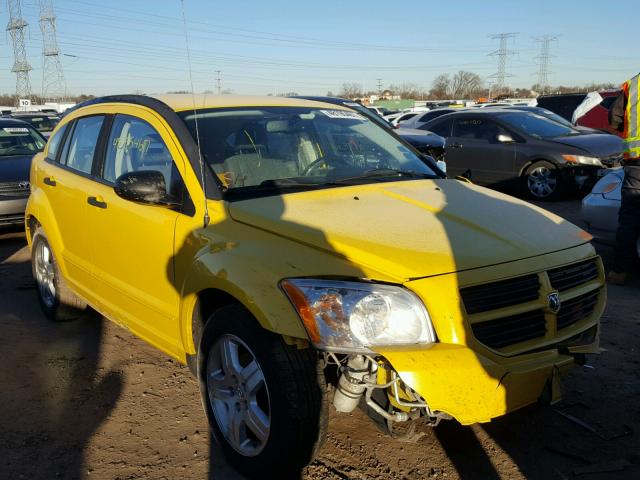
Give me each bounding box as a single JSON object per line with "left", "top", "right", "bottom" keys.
{"left": 43, "top": 176, "right": 56, "bottom": 186}
{"left": 87, "top": 196, "right": 107, "bottom": 209}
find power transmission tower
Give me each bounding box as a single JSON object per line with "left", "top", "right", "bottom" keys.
{"left": 376, "top": 78, "right": 382, "bottom": 96}
{"left": 39, "top": 0, "right": 67, "bottom": 101}
{"left": 488, "top": 33, "right": 517, "bottom": 96}
{"left": 215, "top": 70, "right": 222, "bottom": 94}
{"left": 533, "top": 35, "right": 558, "bottom": 95}
{"left": 6, "top": 0, "right": 33, "bottom": 104}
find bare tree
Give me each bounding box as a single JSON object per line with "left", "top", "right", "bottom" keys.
{"left": 339, "top": 82, "right": 364, "bottom": 99}
{"left": 395, "top": 83, "right": 422, "bottom": 99}
{"left": 450, "top": 70, "right": 484, "bottom": 98}
{"left": 430, "top": 74, "right": 450, "bottom": 99}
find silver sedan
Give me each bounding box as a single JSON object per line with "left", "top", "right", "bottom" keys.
{"left": 582, "top": 167, "right": 640, "bottom": 256}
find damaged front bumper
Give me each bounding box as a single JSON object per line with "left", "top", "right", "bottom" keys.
{"left": 376, "top": 341, "right": 587, "bottom": 425}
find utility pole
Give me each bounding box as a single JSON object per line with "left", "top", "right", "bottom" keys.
{"left": 215, "top": 70, "right": 222, "bottom": 95}
{"left": 533, "top": 35, "right": 558, "bottom": 95}
{"left": 39, "top": 0, "right": 66, "bottom": 101}
{"left": 376, "top": 78, "right": 382, "bottom": 96}
{"left": 488, "top": 33, "right": 517, "bottom": 97}
{"left": 7, "top": 0, "right": 33, "bottom": 105}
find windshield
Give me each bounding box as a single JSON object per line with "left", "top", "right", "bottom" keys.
{"left": 21, "top": 115, "right": 60, "bottom": 132}
{"left": 499, "top": 112, "right": 578, "bottom": 138}
{"left": 179, "top": 107, "right": 438, "bottom": 197}
{"left": 0, "top": 126, "right": 46, "bottom": 156}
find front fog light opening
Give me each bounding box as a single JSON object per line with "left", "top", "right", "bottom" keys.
{"left": 328, "top": 353, "right": 450, "bottom": 428}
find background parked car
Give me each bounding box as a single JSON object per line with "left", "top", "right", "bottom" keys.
{"left": 574, "top": 90, "right": 620, "bottom": 132}
{"left": 294, "top": 96, "right": 446, "bottom": 162}
{"left": 582, "top": 167, "right": 634, "bottom": 252}
{"left": 535, "top": 93, "right": 588, "bottom": 122}
{"left": 0, "top": 118, "right": 47, "bottom": 226}
{"left": 421, "top": 109, "right": 624, "bottom": 199}
{"left": 400, "top": 108, "right": 457, "bottom": 130}
{"left": 385, "top": 111, "right": 418, "bottom": 126}
{"left": 7, "top": 111, "right": 60, "bottom": 138}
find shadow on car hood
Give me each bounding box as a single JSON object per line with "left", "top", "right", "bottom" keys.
{"left": 228, "top": 179, "right": 590, "bottom": 280}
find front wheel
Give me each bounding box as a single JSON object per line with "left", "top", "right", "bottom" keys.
{"left": 198, "top": 304, "right": 327, "bottom": 479}
{"left": 524, "top": 161, "right": 563, "bottom": 200}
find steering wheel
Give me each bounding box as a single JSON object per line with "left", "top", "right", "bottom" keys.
{"left": 302, "top": 157, "right": 350, "bottom": 176}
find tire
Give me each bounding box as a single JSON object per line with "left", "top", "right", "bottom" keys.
{"left": 524, "top": 160, "right": 563, "bottom": 200}
{"left": 31, "top": 227, "right": 87, "bottom": 321}
{"left": 198, "top": 304, "right": 328, "bottom": 479}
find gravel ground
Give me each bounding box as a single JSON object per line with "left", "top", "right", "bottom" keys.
{"left": 1, "top": 199, "right": 639, "bottom": 480}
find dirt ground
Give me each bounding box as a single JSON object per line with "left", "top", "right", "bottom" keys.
{"left": 1, "top": 199, "right": 639, "bottom": 480}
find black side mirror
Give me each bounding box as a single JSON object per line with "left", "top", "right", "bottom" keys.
{"left": 114, "top": 170, "right": 179, "bottom": 207}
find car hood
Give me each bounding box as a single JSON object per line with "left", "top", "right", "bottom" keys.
{"left": 228, "top": 179, "right": 590, "bottom": 280}
{"left": 0, "top": 154, "right": 34, "bottom": 182}
{"left": 550, "top": 133, "right": 624, "bottom": 157}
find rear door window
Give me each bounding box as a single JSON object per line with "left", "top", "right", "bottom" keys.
{"left": 60, "top": 116, "right": 105, "bottom": 174}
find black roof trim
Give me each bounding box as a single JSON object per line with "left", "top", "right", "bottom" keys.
{"left": 63, "top": 95, "right": 221, "bottom": 199}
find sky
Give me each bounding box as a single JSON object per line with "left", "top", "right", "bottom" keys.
{"left": 0, "top": 0, "right": 636, "bottom": 98}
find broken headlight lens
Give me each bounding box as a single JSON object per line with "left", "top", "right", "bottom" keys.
{"left": 281, "top": 279, "right": 436, "bottom": 352}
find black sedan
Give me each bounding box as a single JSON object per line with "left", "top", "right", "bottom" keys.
{"left": 421, "top": 109, "right": 624, "bottom": 199}
{"left": 0, "top": 118, "right": 47, "bottom": 226}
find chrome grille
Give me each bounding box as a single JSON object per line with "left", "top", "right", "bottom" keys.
{"left": 0, "top": 181, "right": 30, "bottom": 197}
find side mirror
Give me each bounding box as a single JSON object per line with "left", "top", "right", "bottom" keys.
{"left": 436, "top": 160, "right": 447, "bottom": 174}
{"left": 114, "top": 170, "right": 179, "bottom": 207}
{"left": 496, "top": 133, "right": 515, "bottom": 143}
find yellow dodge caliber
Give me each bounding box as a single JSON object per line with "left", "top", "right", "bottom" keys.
{"left": 25, "top": 95, "right": 605, "bottom": 478}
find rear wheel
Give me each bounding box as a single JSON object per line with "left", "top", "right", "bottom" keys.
{"left": 31, "top": 227, "right": 87, "bottom": 321}
{"left": 198, "top": 304, "right": 327, "bottom": 479}
{"left": 524, "top": 161, "right": 563, "bottom": 200}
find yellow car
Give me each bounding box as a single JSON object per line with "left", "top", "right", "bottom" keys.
{"left": 25, "top": 95, "right": 604, "bottom": 479}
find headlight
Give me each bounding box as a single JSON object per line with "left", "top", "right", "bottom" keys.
{"left": 281, "top": 279, "right": 436, "bottom": 352}
{"left": 562, "top": 154, "right": 603, "bottom": 167}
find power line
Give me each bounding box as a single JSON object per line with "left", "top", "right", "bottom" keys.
{"left": 39, "top": 0, "right": 67, "bottom": 101}
{"left": 533, "top": 35, "right": 558, "bottom": 94}
{"left": 488, "top": 32, "right": 517, "bottom": 95}
{"left": 7, "top": 0, "right": 33, "bottom": 103}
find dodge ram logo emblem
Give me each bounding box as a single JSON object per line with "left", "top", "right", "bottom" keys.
{"left": 547, "top": 292, "right": 561, "bottom": 314}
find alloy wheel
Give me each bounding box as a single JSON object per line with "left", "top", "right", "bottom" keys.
{"left": 34, "top": 240, "right": 56, "bottom": 309}
{"left": 527, "top": 166, "right": 558, "bottom": 198}
{"left": 206, "top": 334, "right": 271, "bottom": 457}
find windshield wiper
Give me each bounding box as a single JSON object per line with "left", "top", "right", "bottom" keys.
{"left": 333, "top": 168, "right": 433, "bottom": 184}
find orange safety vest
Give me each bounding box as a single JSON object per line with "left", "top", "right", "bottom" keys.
{"left": 623, "top": 74, "right": 640, "bottom": 159}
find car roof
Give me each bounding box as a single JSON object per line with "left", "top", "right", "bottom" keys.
{"left": 0, "top": 117, "right": 35, "bottom": 127}
{"left": 147, "top": 94, "right": 349, "bottom": 112}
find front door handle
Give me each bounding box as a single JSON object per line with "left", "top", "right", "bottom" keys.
{"left": 87, "top": 196, "right": 107, "bottom": 209}
{"left": 449, "top": 143, "right": 463, "bottom": 149}
{"left": 43, "top": 176, "right": 56, "bottom": 186}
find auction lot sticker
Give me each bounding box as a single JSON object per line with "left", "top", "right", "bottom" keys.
{"left": 320, "top": 109, "right": 366, "bottom": 120}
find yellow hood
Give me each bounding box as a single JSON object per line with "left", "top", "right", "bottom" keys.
{"left": 228, "top": 179, "right": 590, "bottom": 280}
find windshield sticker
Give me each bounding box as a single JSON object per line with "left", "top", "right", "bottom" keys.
{"left": 320, "top": 109, "right": 366, "bottom": 121}
{"left": 3, "top": 127, "right": 29, "bottom": 133}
